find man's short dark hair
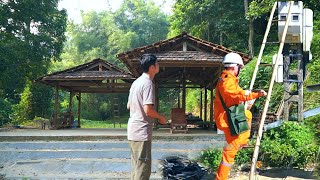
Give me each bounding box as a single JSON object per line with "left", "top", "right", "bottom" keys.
{"left": 140, "top": 54, "right": 157, "bottom": 72}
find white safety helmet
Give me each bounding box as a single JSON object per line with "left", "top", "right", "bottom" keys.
{"left": 222, "top": 52, "right": 244, "bottom": 68}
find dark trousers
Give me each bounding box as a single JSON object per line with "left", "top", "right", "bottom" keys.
{"left": 129, "top": 140, "right": 152, "bottom": 180}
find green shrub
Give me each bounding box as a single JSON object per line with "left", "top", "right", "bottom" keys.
{"left": 198, "top": 146, "right": 254, "bottom": 171}
{"left": 11, "top": 82, "right": 32, "bottom": 124}
{"left": 235, "top": 148, "right": 253, "bottom": 165}
{"left": 260, "top": 121, "right": 318, "bottom": 168}
{"left": 304, "top": 115, "right": 320, "bottom": 144}
{"left": 198, "top": 148, "right": 222, "bottom": 171}
{"left": 198, "top": 121, "right": 318, "bottom": 171}
{"left": 0, "top": 97, "right": 12, "bottom": 127}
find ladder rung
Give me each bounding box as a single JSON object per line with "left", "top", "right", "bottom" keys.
{"left": 259, "top": 62, "right": 273, "bottom": 67}
{"left": 265, "top": 41, "right": 279, "bottom": 44}
{"left": 252, "top": 89, "right": 268, "bottom": 93}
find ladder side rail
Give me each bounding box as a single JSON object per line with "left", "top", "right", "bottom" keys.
{"left": 248, "top": 2, "right": 278, "bottom": 92}
{"left": 249, "top": 1, "right": 294, "bottom": 179}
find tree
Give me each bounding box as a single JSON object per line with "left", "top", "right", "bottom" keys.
{"left": 169, "top": 0, "right": 248, "bottom": 52}
{"left": 114, "top": 0, "right": 169, "bottom": 48}
{"left": 0, "top": 0, "right": 67, "bottom": 101}
{"left": 54, "top": 0, "right": 170, "bottom": 121}
{"left": 29, "top": 83, "right": 54, "bottom": 119}
{"left": 244, "top": 0, "right": 254, "bottom": 56}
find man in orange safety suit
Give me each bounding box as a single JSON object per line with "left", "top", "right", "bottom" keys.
{"left": 214, "top": 52, "right": 267, "bottom": 180}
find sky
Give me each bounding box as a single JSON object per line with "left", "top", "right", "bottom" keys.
{"left": 58, "top": 0, "right": 174, "bottom": 23}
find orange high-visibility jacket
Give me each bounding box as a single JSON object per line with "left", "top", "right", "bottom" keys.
{"left": 214, "top": 70, "right": 261, "bottom": 130}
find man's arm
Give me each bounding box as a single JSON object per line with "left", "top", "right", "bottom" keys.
{"left": 221, "top": 79, "right": 266, "bottom": 103}
{"left": 143, "top": 104, "right": 166, "bottom": 124}
{"left": 127, "top": 91, "right": 131, "bottom": 110}
{"left": 127, "top": 101, "right": 130, "bottom": 110}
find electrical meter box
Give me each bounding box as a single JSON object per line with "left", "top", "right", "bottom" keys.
{"left": 278, "top": 1, "right": 303, "bottom": 43}
{"left": 278, "top": 1, "right": 313, "bottom": 61}
{"left": 303, "top": 8, "right": 313, "bottom": 52}
{"left": 278, "top": 1, "right": 313, "bottom": 48}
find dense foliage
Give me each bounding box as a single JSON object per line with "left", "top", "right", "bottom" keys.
{"left": 169, "top": 0, "right": 249, "bottom": 52}
{"left": 54, "top": 0, "right": 170, "bottom": 121}
{"left": 0, "top": 0, "right": 67, "bottom": 124}
{"left": 0, "top": 0, "right": 67, "bottom": 100}
{"left": 199, "top": 121, "right": 318, "bottom": 171}
{"left": 0, "top": 0, "right": 319, "bottom": 135}
{"left": 260, "top": 121, "right": 318, "bottom": 168}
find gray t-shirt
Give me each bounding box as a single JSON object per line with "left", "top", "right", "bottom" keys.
{"left": 127, "top": 73, "right": 155, "bottom": 141}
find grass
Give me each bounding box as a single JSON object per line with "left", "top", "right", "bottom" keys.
{"left": 81, "top": 119, "right": 127, "bottom": 128}
{"left": 14, "top": 116, "right": 129, "bottom": 129}
{"left": 81, "top": 117, "right": 128, "bottom": 128}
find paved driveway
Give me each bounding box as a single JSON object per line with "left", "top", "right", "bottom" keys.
{"left": 0, "top": 128, "right": 223, "bottom": 179}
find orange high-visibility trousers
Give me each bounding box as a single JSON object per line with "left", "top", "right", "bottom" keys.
{"left": 215, "top": 110, "right": 252, "bottom": 180}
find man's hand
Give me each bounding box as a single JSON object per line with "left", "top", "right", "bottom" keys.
{"left": 158, "top": 116, "right": 166, "bottom": 125}
{"left": 258, "top": 90, "right": 267, "bottom": 96}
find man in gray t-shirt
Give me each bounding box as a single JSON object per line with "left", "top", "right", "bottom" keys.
{"left": 127, "top": 54, "right": 166, "bottom": 180}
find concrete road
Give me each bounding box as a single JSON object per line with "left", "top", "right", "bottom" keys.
{"left": 0, "top": 139, "right": 223, "bottom": 179}
{"left": 0, "top": 129, "right": 316, "bottom": 180}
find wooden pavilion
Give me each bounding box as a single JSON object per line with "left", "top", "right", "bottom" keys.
{"left": 36, "top": 59, "right": 135, "bottom": 129}
{"left": 117, "top": 32, "right": 250, "bottom": 128}
{"left": 37, "top": 32, "right": 251, "bottom": 129}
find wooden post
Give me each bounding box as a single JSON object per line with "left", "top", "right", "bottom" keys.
{"left": 182, "top": 76, "right": 186, "bottom": 110}
{"left": 155, "top": 83, "right": 159, "bottom": 111}
{"left": 53, "top": 84, "right": 59, "bottom": 129}
{"left": 178, "top": 87, "right": 180, "bottom": 108}
{"left": 200, "top": 90, "right": 203, "bottom": 120}
{"left": 155, "top": 83, "right": 159, "bottom": 127}
{"left": 69, "top": 91, "right": 74, "bottom": 127}
{"left": 210, "top": 88, "right": 214, "bottom": 129}
{"left": 77, "top": 93, "right": 81, "bottom": 128}
{"left": 204, "top": 88, "right": 207, "bottom": 122}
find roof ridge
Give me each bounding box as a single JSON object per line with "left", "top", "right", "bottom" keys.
{"left": 36, "top": 58, "right": 132, "bottom": 82}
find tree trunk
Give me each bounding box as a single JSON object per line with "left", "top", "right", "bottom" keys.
{"left": 244, "top": 0, "right": 254, "bottom": 56}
